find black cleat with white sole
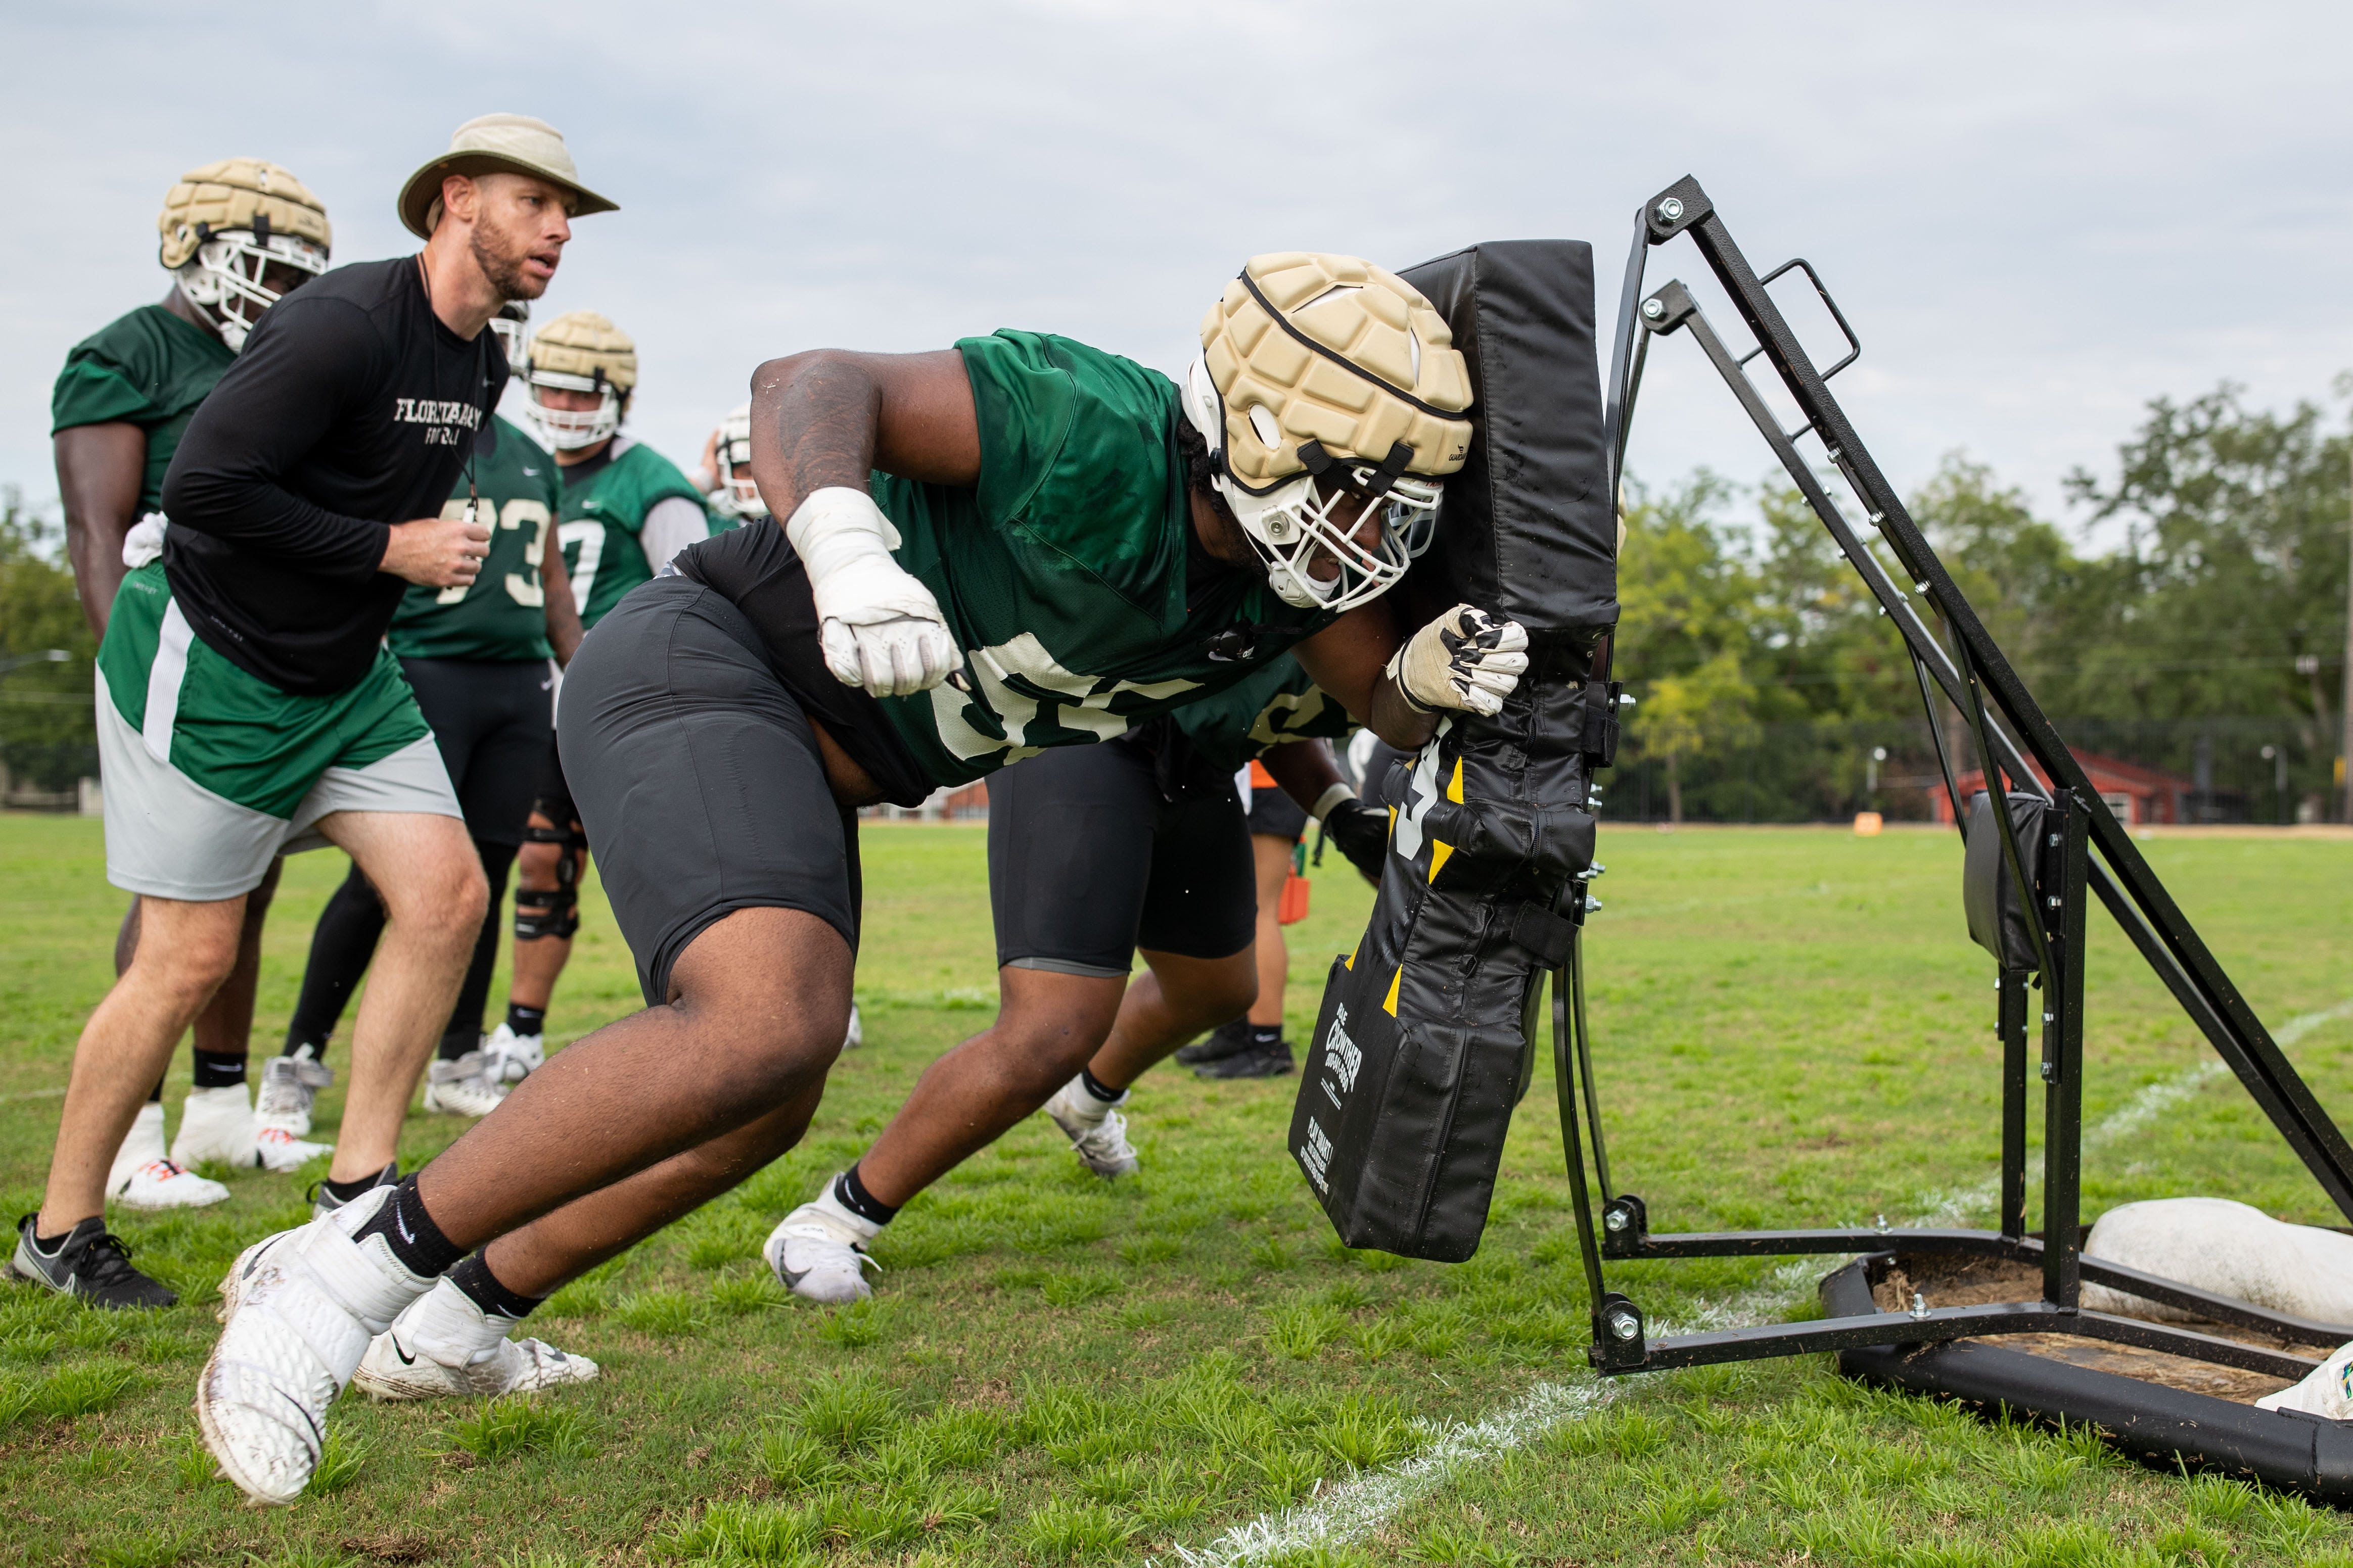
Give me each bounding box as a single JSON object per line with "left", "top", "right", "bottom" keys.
{"left": 9, "top": 1213, "right": 177, "bottom": 1309}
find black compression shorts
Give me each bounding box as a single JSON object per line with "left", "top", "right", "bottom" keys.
{"left": 558, "top": 576, "right": 862, "bottom": 1004}
{"left": 988, "top": 739, "right": 1255, "bottom": 978}
{"left": 397, "top": 656, "right": 553, "bottom": 848}
{"left": 530, "top": 732, "right": 577, "bottom": 832}
{"left": 1245, "top": 776, "right": 1309, "bottom": 842}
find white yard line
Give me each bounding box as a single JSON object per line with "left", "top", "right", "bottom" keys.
{"left": 0, "top": 1086, "right": 66, "bottom": 1106}
{"left": 1176, "top": 996, "right": 2353, "bottom": 1563}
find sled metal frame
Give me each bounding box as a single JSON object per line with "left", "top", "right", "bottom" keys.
{"left": 1554, "top": 176, "right": 2353, "bottom": 1395}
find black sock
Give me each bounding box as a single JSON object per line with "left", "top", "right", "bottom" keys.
{"left": 448, "top": 1251, "right": 544, "bottom": 1321}
{"left": 835, "top": 1165, "right": 898, "bottom": 1227}
{"left": 319, "top": 1159, "right": 399, "bottom": 1205}
{"left": 1250, "top": 1024, "right": 1285, "bottom": 1050}
{"left": 352, "top": 1175, "right": 463, "bottom": 1280}
{"left": 148, "top": 1077, "right": 165, "bottom": 1104}
{"left": 1078, "top": 1067, "right": 1123, "bottom": 1103}
{"left": 506, "top": 1003, "right": 546, "bottom": 1037}
{"left": 282, "top": 1034, "right": 329, "bottom": 1064}
{"left": 439, "top": 839, "right": 515, "bottom": 1063}
{"left": 287, "top": 861, "right": 387, "bottom": 1055}
{"left": 191, "top": 1050, "right": 247, "bottom": 1089}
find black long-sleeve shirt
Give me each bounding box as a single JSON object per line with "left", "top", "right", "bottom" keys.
{"left": 161, "top": 256, "right": 504, "bottom": 694}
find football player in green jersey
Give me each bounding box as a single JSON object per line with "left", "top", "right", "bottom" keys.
{"left": 767, "top": 654, "right": 1392, "bottom": 1302}
{"left": 265, "top": 300, "right": 590, "bottom": 1132}
{"left": 196, "top": 254, "right": 1532, "bottom": 1499}
{"left": 484, "top": 310, "right": 716, "bottom": 1082}
{"left": 42, "top": 160, "right": 336, "bottom": 1222}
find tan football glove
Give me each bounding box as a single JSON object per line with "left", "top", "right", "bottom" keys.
{"left": 1387, "top": 604, "right": 1530, "bottom": 717}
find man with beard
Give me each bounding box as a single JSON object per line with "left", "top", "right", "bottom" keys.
{"left": 12, "top": 116, "right": 611, "bottom": 1311}
{"left": 195, "top": 252, "right": 1528, "bottom": 1502}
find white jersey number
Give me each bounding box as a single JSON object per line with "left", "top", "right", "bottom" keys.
{"left": 559, "top": 520, "right": 604, "bottom": 619}
{"left": 432, "top": 498, "right": 555, "bottom": 607}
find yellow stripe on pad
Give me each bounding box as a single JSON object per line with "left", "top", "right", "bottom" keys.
{"left": 1446, "top": 758, "right": 1464, "bottom": 803}
{"left": 1428, "top": 841, "right": 1453, "bottom": 882}
{"left": 1345, "top": 942, "right": 1357, "bottom": 971}
{"left": 1383, "top": 966, "right": 1402, "bottom": 1016}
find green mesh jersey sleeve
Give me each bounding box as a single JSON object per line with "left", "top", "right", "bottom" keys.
{"left": 558, "top": 440, "right": 711, "bottom": 627}
{"left": 51, "top": 305, "right": 236, "bottom": 516}
{"left": 1168, "top": 652, "right": 1356, "bottom": 775}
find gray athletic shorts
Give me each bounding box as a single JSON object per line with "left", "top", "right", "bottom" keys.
{"left": 558, "top": 576, "right": 861, "bottom": 1005}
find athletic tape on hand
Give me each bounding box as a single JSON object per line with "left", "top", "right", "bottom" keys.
{"left": 1387, "top": 603, "right": 1530, "bottom": 717}
{"left": 785, "top": 487, "right": 959, "bottom": 697}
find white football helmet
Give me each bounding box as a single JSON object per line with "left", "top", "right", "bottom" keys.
{"left": 488, "top": 299, "right": 529, "bottom": 366}
{"left": 158, "top": 159, "right": 332, "bottom": 353}
{"left": 1187, "top": 253, "right": 1473, "bottom": 613}
{"left": 522, "top": 309, "right": 634, "bottom": 450}
{"left": 710, "top": 402, "right": 767, "bottom": 519}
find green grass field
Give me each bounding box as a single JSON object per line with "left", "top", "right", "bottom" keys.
{"left": 4, "top": 814, "right": 2352, "bottom": 1566}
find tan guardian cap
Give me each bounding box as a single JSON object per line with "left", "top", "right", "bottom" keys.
{"left": 1199, "top": 252, "right": 1473, "bottom": 494}
{"left": 397, "top": 113, "right": 617, "bottom": 240}
{"left": 159, "top": 160, "right": 331, "bottom": 269}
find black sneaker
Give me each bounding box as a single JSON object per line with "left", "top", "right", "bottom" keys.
{"left": 1175, "top": 1018, "right": 1253, "bottom": 1067}
{"left": 1195, "top": 1038, "right": 1295, "bottom": 1079}
{"left": 9, "top": 1213, "right": 177, "bottom": 1309}
{"left": 307, "top": 1159, "right": 398, "bottom": 1218}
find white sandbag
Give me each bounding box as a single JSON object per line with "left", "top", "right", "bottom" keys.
{"left": 2256, "top": 1340, "right": 2353, "bottom": 1418}
{"left": 2078, "top": 1196, "right": 2353, "bottom": 1326}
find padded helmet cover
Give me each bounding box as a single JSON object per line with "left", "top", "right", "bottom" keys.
{"left": 1199, "top": 252, "right": 1473, "bottom": 494}
{"left": 158, "top": 159, "right": 331, "bottom": 270}
{"left": 524, "top": 309, "right": 637, "bottom": 393}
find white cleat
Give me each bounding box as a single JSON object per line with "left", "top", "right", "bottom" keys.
{"left": 1044, "top": 1075, "right": 1140, "bottom": 1177}
{"left": 842, "top": 1003, "right": 863, "bottom": 1052}
{"left": 353, "top": 1278, "right": 598, "bottom": 1401}
{"left": 216, "top": 1226, "right": 302, "bottom": 1323}
{"left": 195, "top": 1187, "right": 432, "bottom": 1506}
{"left": 421, "top": 1052, "right": 506, "bottom": 1117}
{"left": 117, "top": 1158, "right": 232, "bottom": 1211}
{"left": 480, "top": 1022, "right": 544, "bottom": 1086}
{"left": 108, "top": 1102, "right": 229, "bottom": 1210}
{"left": 255, "top": 1052, "right": 333, "bottom": 1137}
{"left": 764, "top": 1184, "right": 880, "bottom": 1304}
{"left": 173, "top": 1085, "right": 333, "bottom": 1172}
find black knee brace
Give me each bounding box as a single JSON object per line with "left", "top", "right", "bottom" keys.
{"left": 516, "top": 821, "right": 585, "bottom": 940}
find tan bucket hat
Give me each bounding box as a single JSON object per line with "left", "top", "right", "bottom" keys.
{"left": 396, "top": 113, "right": 617, "bottom": 240}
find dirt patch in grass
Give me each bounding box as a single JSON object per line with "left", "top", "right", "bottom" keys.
{"left": 1877, "top": 1252, "right": 2323, "bottom": 1402}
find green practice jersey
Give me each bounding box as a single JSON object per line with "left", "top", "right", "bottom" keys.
{"left": 557, "top": 438, "right": 711, "bottom": 628}
{"left": 386, "top": 416, "right": 563, "bottom": 661}
{"left": 51, "top": 304, "right": 235, "bottom": 515}
{"left": 1169, "top": 653, "right": 1353, "bottom": 776}
{"left": 871, "top": 331, "right": 1333, "bottom": 786}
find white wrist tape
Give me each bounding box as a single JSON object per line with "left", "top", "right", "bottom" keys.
{"left": 1310, "top": 782, "right": 1357, "bottom": 823}
{"left": 785, "top": 486, "right": 905, "bottom": 591}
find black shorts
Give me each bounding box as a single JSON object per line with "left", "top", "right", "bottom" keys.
{"left": 397, "top": 656, "right": 555, "bottom": 847}
{"left": 1245, "top": 775, "right": 1308, "bottom": 842}
{"left": 988, "top": 739, "right": 1255, "bottom": 977}
{"left": 558, "top": 576, "right": 862, "bottom": 1005}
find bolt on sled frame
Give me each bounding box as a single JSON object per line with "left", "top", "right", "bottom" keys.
{"left": 1559, "top": 175, "right": 2353, "bottom": 1493}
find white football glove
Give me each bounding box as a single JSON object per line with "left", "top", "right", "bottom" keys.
{"left": 785, "top": 487, "right": 960, "bottom": 698}
{"left": 1387, "top": 603, "right": 1530, "bottom": 717}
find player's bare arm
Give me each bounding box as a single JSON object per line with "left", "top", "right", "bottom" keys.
{"left": 745, "top": 348, "right": 981, "bottom": 513}
{"left": 540, "top": 539, "right": 583, "bottom": 664}
{"left": 1293, "top": 598, "right": 1435, "bottom": 751}
{"left": 54, "top": 422, "right": 146, "bottom": 637}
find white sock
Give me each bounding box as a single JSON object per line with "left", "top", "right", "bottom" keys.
{"left": 109, "top": 1102, "right": 168, "bottom": 1188}
{"left": 305, "top": 1188, "right": 437, "bottom": 1334}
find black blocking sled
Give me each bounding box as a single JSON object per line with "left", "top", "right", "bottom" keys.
{"left": 1296, "top": 184, "right": 2353, "bottom": 1497}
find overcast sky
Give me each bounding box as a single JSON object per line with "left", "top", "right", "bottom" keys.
{"left": 9, "top": 2, "right": 2350, "bottom": 543}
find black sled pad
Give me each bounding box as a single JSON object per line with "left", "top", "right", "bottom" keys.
{"left": 1399, "top": 241, "right": 1616, "bottom": 651}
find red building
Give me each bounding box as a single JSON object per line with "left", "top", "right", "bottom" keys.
{"left": 1933, "top": 749, "right": 2196, "bottom": 828}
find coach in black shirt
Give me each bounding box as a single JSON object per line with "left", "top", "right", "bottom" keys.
{"left": 21, "top": 116, "right": 614, "bottom": 1311}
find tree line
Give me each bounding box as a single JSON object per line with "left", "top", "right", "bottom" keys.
{"left": 1616, "top": 383, "right": 2352, "bottom": 824}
